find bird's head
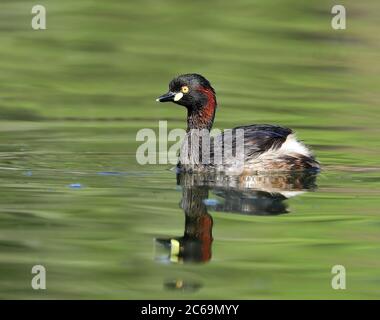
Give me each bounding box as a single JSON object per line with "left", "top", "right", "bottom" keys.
{"left": 156, "top": 74, "right": 217, "bottom": 130}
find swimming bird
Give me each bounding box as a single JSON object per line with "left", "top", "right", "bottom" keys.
{"left": 156, "top": 73, "right": 320, "bottom": 173}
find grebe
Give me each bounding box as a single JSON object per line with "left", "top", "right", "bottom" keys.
{"left": 157, "top": 73, "right": 320, "bottom": 173}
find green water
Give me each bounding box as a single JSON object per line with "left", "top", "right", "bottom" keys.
{"left": 0, "top": 0, "right": 379, "bottom": 299}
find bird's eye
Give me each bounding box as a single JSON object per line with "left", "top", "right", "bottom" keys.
{"left": 181, "top": 86, "right": 189, "bottom": 94}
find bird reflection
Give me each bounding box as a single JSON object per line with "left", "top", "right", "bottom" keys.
{"left": 155, "top": 171, "right": 318, "bottom": 265}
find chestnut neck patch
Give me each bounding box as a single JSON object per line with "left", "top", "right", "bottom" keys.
{"left": 187, "top": 86, "right": 217, "bottom": 131}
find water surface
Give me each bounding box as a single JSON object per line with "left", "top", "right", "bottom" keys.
{"left": 0, "top": 0, "right": 379, "bottom": 299}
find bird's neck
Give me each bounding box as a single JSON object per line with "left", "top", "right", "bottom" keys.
{"left": 186, "top": 89, "right": 217, "bottom": 132}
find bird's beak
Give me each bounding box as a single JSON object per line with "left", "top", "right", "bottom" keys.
{"left": 156, "top": 91, "right": 184, "bottom": 102}
{"left": 156, "top": 91, "right": 176, "bottom": 102}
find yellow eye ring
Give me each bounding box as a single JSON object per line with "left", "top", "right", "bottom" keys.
{"left": 181, "top": 86, "right": 189, "bottom": 94}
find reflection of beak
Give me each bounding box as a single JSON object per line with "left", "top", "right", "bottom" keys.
{"left": 170, "top": 239, "right": 180, "bottom": 256}
{"left": 154, "top": 238, "right": 182, "bottom": 264}
{"left": 156, "top": 91, "right": 183, "bottom": 102}
{"left": 169, "top": 239, "right": 180, "bottom": 263}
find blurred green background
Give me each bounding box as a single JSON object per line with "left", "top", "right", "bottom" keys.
{"left": 0, "top": 0, "right": 379, "bottom": 299}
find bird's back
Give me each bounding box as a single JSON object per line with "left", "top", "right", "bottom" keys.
{"left": 178, "top": 124, "right": 319, "bottom": 173}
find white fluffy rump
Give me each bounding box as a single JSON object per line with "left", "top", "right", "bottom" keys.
{"left": 278, "top": 134, "right": 312, "bottom": 157}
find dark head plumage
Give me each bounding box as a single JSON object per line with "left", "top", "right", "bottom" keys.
{"left": 156, "top": 73, "right": 217, "bottom": 130}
